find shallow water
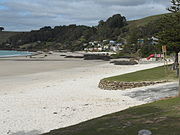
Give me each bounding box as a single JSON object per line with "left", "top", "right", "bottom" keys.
{"left": 0, "top": 50, "right": 32, "bottom": 57}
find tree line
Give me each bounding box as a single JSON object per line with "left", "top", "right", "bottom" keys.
{"left": 0, "top": 14, "right": 127, "bottom": 51}
{"left": 0, "top": 0, "right": 179, "bottom": 59}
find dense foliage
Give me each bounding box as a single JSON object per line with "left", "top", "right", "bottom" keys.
{"left": 0, "top": 6, "right": 177, "bottom": 59}
{"left": 97, "top": 14, "right": 127, "bottom": 40}
{"left": 2, "top": 25, "right": 96, "bottom": 51}
{"left": 0, "top": 27, "right": 4, "bottom": 31}
{"left": 0, "top": 14, "right": 127, "bottom": 51}
{"left": 157, "top": 0, "right": 180, "bottom": 70}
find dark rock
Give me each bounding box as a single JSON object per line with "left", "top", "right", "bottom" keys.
{"left": 53, "top": 112, "right": 58, "bottom": 114}
{"left": 110, "top": 60, "right": 138, "bottom": 65}
{"left": 65, "top": 55, "right": 84, "bottom": 58}
{"left": 111, "top": 56, "right": 135, "bottom": 59}
{"left": 60, "top": 55, "right": 66, "bottom": 56}
{"left": 84, "top": 54, "right": 110, "bottom": 61}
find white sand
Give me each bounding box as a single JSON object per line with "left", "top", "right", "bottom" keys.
{"left": 0, "top": 55, "right": 164, "bottom": 135}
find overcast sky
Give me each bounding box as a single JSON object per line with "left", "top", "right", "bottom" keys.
{"left": 0, "top": 0, "right": 171, "bottom": 31}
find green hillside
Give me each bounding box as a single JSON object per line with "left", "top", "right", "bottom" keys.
{"left": 0, "top": 13, "right": 170, "bottom": 50}
{"left": 127, "top": 13, "right": 171, "bottom": 28}
{"left": 0, "top": 31, "right": 20, "bottom": 44}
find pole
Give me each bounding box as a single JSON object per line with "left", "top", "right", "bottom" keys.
{"left": 179, "top": 65, "right": 180, "bottom": 97}
{"left": 162, "top": 46, "right": 168, "bottom": 81}
{"left": 165, "top": 51, "right": 168, "bottom": 81}
{"left": 179, "top": 53, "right": 180, "bottom": 97}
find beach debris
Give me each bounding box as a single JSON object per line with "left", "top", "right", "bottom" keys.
{"left": 7, "top": 130, "right": 11, "bottom": 134}
{"left": 53, "top": 112, "right": 58, "bottom": 114}
{"left": 72, "top": 109, "right": 76, "bottom": 111}
{"left": 65, "top": 107, "right": 70, "bottom": 110}
{"left": 138, "top": 129, "right": 152, "bottom": 135}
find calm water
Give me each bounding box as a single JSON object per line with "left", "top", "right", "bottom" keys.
{"left": 0, "top": 50, "right": 32, "bottom": 57}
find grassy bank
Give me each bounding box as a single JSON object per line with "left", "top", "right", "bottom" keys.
{"left": 43, "top": 97, "right": 180, "bottom": 135}
{"left": 104, "top": 65, "right": 177, "bottom": 82}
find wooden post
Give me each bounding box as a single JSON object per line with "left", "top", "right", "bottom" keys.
{"left": 179, "top": 65, "right": 180, "bottom": 97}
{"left": 178, "top": 52, "right": 180, "bottom": 97}
{"left": 162, "top": 46, "right": 167, "bottom": 81}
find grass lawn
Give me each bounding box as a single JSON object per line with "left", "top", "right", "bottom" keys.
{"left": 104, "top": 65, "right": 177, "bottom": 82}
{"left": 43, "top": 97, "right": 180, "bottom": 135}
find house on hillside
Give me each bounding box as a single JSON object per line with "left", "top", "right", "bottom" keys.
{"left": 146, "top": 36, "right": 159, "bottom": 45}
{"left": 84, "top": 40, "right": 124, "bottom": 52}
{"left": 137, "top": 37, "right": 159, "bottom": 45}
{"left": 109, "top": 40, "right": 116, "bottom": 45}
{"left": 137, "top": 39, "right": 145, "bottom": 45}
{"left": 110, "top": 45, "right": 123, "bottom": 52}
{"left": 151, "top": 36, "right": 159, "bottom": 45}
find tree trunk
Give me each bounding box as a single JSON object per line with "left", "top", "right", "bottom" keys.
{"left": 174, "top": 52, "right": 179, "bottom": 77}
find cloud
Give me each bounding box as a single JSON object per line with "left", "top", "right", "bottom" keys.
{"left": 0, "top": 0, "right": 171, "bottom": 31}
{"left": 94, "top": 0, "right": 148, "bottom": 6}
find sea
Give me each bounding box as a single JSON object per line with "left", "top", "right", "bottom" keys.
{"left": 0, "top": 50, "right": 32, "bottom": 57}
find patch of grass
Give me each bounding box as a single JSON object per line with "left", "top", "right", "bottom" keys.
{"left": 104, "top": 65, "right": 177, "bottom": 82}
{"left": 42, "top": 97, "right": 180, "bottom": 135}
{"left": 127, "top": 13, "right": 171, "bottom": 29}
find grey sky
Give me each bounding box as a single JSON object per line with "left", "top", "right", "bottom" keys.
{"left": 0, "top": 0, "right": 171, "bottom": 31}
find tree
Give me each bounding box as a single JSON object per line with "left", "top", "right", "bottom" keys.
{"left": 0, "top": 27, "right": 4, "bottom": 31}
{"left": 128, "top": 28, "right": 140, "bottom": 44}
{"left": 97, "top": 14, "right": 127, "bottom": 40}
{"left": 158, "top": 0, "right": 180, "bottom": 73}
{"left": 167, "top": 0, "right": 180, "bottom": 13}
{"left": 106, "top": 14, "right": 127, "bottom": 28}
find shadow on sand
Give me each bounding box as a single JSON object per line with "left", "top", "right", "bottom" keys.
{"left": 10, "top": 130, "right": 41, "bottom": 135}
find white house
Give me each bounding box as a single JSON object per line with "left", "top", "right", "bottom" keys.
{"left": 109, "top": 40, "right": 116, "bottom": 45}
{"left": 151, "top": 36, "right": 159, "bottom": 45}
{"left": 110, "top": 46, "right": 122, "bottom": 52}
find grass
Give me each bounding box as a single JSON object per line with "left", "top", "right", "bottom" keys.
{"left": 127, "top": 13, "right": 171, "bottom": 28}
{"left": 42, "top": 97, "right": 180, "bottom": 135}
{"left": 104, "top": 65, "right": 177, "bottom": 82}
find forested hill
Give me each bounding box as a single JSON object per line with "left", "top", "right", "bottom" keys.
{"left": 0, "top": 31, "right": 21, "bottom": 45}
{"left": 0, "top": 13, "right": 171, "bottom": 51}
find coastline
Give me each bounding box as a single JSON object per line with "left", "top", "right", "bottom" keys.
{"left": 0, "top": 50, "right": 38, "bottom": 58}
{"left": 0, "top": 54, "right": 169, "bottom": 135}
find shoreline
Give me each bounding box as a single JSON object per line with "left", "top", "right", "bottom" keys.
{"left": 0, "top": 55, "right": 170, "bottom": 135}
{"left": 0, "top": 50, "right": 39, "bottom": 58}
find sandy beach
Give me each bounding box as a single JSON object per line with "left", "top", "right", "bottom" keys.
{"left": 0, "top": 53, "right": 166, "bottom": 135}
